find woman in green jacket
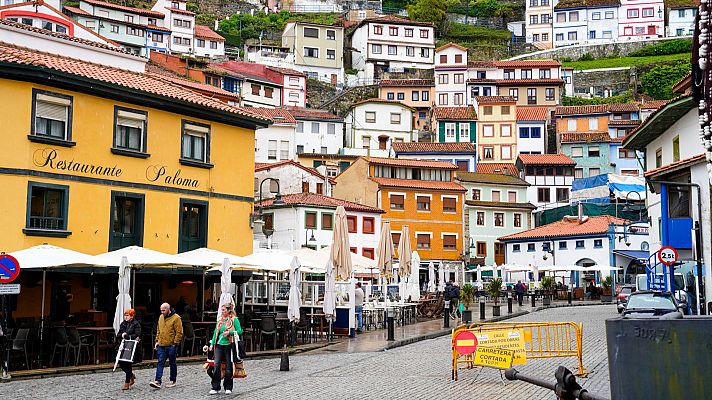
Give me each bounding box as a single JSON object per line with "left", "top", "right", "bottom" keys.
{"left": 208, "top": 303, "right": 243, "bottom": 395}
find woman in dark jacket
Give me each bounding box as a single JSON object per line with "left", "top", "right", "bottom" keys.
{"left": 116, "top": 308, "right": 141, "bottom": 390}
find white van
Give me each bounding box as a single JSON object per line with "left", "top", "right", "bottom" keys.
{"left": 635, "top": 273, "right": 687, "bottom": 305}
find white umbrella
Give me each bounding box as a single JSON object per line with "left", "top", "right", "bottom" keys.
{"left": 317, "top": 246, "right": 376, "bottom": 269}
{"left": 323, "top": 260, "right": 336, "bottom": 322}
{"left": 239, "top": 250, "right": 296, "bottom": 272}
{"left": 377, "top": 222, "right": 395, "bottom": 281}
{"left": 501, "top": 264, "right": 508, "bottom": 283}
{"left": 476, "top": 264, "right": 482, "bottom": 287}
{"left": 437, "top": 263, "right": 445, "bottom": 292}
{"left": 331, "top": 206, "right": 353, "bottom": 281}
{"left": 113, "top": 256, "right": 132, "bottom": 335}
{"left": 397, "top": 225, "right": 412, "bottom": 278}
{"left": 427, "top": 261, "right": 436, "bottom": 292}
{"left": 287, "top": 256, "right": 302, "bottom": 323}
{"left": 406, "top": 251, "right": 421, "bottom": 302}
{"left": 217, "top": 258, "right": 235, "bottom": 317}
{"left": 176, "top": 248, "right": 248, "bottom": 266}
{"left": 93, "top": 246, "right": 188, "bottom": 267}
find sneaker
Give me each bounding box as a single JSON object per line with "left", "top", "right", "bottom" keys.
{"left": 209, "top": 390, "right": 218, "bottom": 395}
{"left": 165, "top": 381, "right": 177, "bottom": 388}
{"left": 225, "top": 390, "right": 232, "bottom": 394}
{"left": 149, "top": 381, "right": 161, "bottom": 389}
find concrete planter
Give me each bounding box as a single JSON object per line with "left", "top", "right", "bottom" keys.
{"left": 601, "top": 295, "right": 613, "bottom": 303}
{"left": 492, "top": 305, "right": 501, "bottom": 317}
{"left": 462, "top": 310, "right": 473, "bottom": 323}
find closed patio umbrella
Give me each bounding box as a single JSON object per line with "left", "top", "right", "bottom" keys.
{"left": 437, "top": 264, "right": 445, "bottom": 292}
{"left": 376, "top": 222, "right": 395, "bottom": 280}
{"left": 397, "top": 225, "right": 412, "bottom": 278}
{"left": 217, "top": 258, "right": 235, "bottom": 317}
{"left": 323, "top": 259, "right": 336, "bottom": 322}
{"left": 331, "top": 206, "right": 353, "bottom": 281}
{"left": 477, "top": 264, "right": 482, "bottom": 288}
{"left": 427, "top": 261, "right": 436, "bottom": 292}
{"left": 113, "top": 257, "right": 132, "bottom": 335}
{"left": 287, "top": 257, "right": 302, "bottom": 323}
{"left": 406, "top": 251, "right": 421, "bottom": 302}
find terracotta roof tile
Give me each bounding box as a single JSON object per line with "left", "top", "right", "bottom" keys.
{"left": 0, "top": 19, "right": 125, "bottom": 54}
{"left": 83, "top": 0, "right": 165, "bottom": 18}
{"left": 166, "top": 7, "right": 195, "bottom": 15}
{"left": 432, "top": 106, "right": 477, "bottom": 120}
{"left": 379, "top": 79, "right": 433, "bottom": 87}
{"left": 466, "top": 78, "right": 497, "bottom": 84}
{"left": 257, "top": 192, "right": 382, "bottom": 213}
{"left": 496, "top": 78, "right": 564, "bottom": 86}
{"left": 466, "top": 200, "right": 536, "bottom": 210}
{"left": 608, "top": 119, "right": 640, "bottom": 126}
{"left": 554, "top": 0, "right": 621, "bottom": 9}
{"left": 350, "top": 98, "right": 414, "bottom": 110}
{"left": 146, "top": 72, "right": 240, "bottom": 100}
{"left": 435, "top": 42, "right": 468, "bottom": 52}
{"left": 494, "top": 60, "right": 561, "bottom": 68}
{"left": 0, "top": 42, "right": 269, "bottom": 122}
{"left": 555, "top": 104, "right": 610, "bottom": 116}
{"left": 644, "top": 154, "right": 706, "bottom": 178}
{"left": 638, "top": 100, "right": 669, "bottom": 109}
{"left": 249, "top": 107, "right": 297, "bottom": 124}
{"left": 367, "top": 157, "right": 458, "bottom": 169}
{"left": 518, "top": 154, "right": 576, "bottom": 166}
{"left": 392, "top": 142, "right": 476, "bottom": 154}
{"left": 62, "top": 5, "right": 91, "bottom": 16}
{"left": 194, "top": 25, "right": 224, "bottom": 41}
{"left": 468, "top": 60, "right": 497, "bottom": 68}
{"left": 145, "top": 24, "right": 171, "bottom": 32}
{"left": 476, "top": 163, "right": 519, "bottom": 175}
{"left": 609, "top": 103, "right": 640, "bottom": 112}
{"left": 499, "top": 215, "right": 627, "bottom": 240}
{"left": 286, "top": 107, "right": 342, "bottom": 121}
{"left": 360, "top": 15, "right": 435, "bottom": 28}
{"left": 267, "top": 66, "right": 306, "bottom": 77}
{"left": 456, "top": 172, "right": 529, "bottom": 186}
{"left": 474, "top": 96, "right": 516, "bottom": 103}
{"left": 370, "top": 177, "right": 466, "bottom": 192}
{"left": 560, "top": 132, "right": 611, "bottom": 143}
{"left": 517, "top": 106, "right": 549, "bottom": 121}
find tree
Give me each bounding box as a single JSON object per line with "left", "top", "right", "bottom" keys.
{"left": 640, "top": 63, "right": 691, "bottom": 100}
{"left": 408, "top": 0, "right": 450, "bottom": 27}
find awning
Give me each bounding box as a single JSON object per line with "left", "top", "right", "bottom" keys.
{"left": 613, "top": 250, "right": 649, "bottom": 262}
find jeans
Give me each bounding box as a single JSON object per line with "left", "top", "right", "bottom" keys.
{"left": 118, "top": 361, "right": 133, "bottom": 383}
{"left": 155, "top": 345, "right": 177, "bottom": 383}
{"left": 355, "top": 305, "right": 363, "bottom": 331}
{"left": 212, "top": 344, "right": 233, "bottom": 391}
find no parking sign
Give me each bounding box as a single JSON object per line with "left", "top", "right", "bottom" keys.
{"left": 0, "top": 254, "right": 20, "bottom": 284}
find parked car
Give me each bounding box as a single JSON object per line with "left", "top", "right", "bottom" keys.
{"left": 616, "top": 285, "right": 636, "bottom": 313}
{"left": 622, "top": 291, "right": 685, "bottom": 319}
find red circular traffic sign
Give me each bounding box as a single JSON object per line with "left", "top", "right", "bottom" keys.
{"left": 657, "top": 246, "right": 678, "bottom": 266}
{"left": 454, "top": 330, "right": 478, "bottom": 355}
{"left": 0, "top": 254, "right": 20, "bottom": 283}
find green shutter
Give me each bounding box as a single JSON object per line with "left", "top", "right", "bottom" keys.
{"left": 438, "top": 122, "right": 445, "bottom": 143}
{"left": 470, "top": 122, "right": 476, "bottom": 143}
{"left": 313, "top": 161, "right": 322, "bottom": 168}
{"left": 455, "top": 122, "right": 461, "bottom": 142}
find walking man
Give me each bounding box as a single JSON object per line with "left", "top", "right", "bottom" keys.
{"left": 354, "top": 282, "right": 365, "bottom": 333}
{"left": 150, "top": 303, "right": 183, "bottom": 389}
{"left": 515, "top": 280, "right": 527, "bottom": 307}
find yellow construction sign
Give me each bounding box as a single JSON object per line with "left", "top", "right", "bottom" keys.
{"left": 474, "top": 328, "right": 527, "bottom": 365}
{"left": 472, "top": 347, "right": 514, "bottom": 369}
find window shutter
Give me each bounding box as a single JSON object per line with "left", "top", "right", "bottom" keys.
{"left": 443, "top": 197, "right": 456, "bottom": 210}
{"left": 443, "top": 235, "right": 456, "bottom": 247}
{"left": 417, "top": 234, "right": 429, "bottom": 245}
{"left": 185, "top": 123, "right": 210, "bottom": 135}
{"left": 36, "top": 101, "right": 68, "bottom": 121}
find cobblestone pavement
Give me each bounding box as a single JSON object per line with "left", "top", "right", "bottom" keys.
{"left": 3, "top": 305, "right": 616, "bottom": 399}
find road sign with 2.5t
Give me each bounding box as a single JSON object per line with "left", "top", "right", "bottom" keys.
{"left": 658, "top": 246, "right": 678, "bottom": 266}
{"left": 0, "top": 254, "right": 20, "bottom": 284}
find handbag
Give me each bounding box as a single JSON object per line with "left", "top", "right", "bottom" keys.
{"left": 232, "top": 331, "right": 247, "bottom": 378}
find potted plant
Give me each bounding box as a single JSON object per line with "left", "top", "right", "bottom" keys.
{"left": 487, "top": 278, "right": 502, "bottom": 317}
{"left": 540, "top": 276, "right": 555, "bottom": 306}
{"left": 460, "top": 283, "right": 474, "bottom": 323}
{"left": 601, "top": 276, "right": 613, "bottom": 303}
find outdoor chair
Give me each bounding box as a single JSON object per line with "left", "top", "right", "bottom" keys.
{"left": 259, "top": 315, "right": 278, "bottom": 351}
{"left": 181, "top": 322, "right": 197, "bottom": 356}
{"left": 66, "top": 326, "right": 92, "bottom": 366}
{"left": 49, "top": 327, "right": 68, "bottom": 367}
{"left": 295, "top": 309, "right": 311, "bottom": 344}
{"left": 11, "top": 328, "right": 30, "bottom": 370}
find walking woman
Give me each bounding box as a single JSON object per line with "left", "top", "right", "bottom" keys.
{"left": 117, "top": 308, "right": 141, "bottom": 390}
{"left": 208, "top": 303, "right": 243, "bottom": 395}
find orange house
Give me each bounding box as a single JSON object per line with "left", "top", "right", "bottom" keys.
{"left": 333, "top": 157, "right": 466, "bottom": 266}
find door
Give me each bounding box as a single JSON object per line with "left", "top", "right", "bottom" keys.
{"left": 331, "top": 74, "right": 337, "bottom": 85}
{"left": 109, "top": 192, "right": 144, "bottom": 250}
{"left": 494, "top": 242, "right": 505, "bottom": 265}
{"left": 179, "top": 200, "right": 208, "bottom": 252}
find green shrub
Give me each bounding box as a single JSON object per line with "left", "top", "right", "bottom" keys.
{"left": 640, "top": 63, "right": 692, "bottom": 100}
{"left": 629, "top": 39, "right": 692, "bottom": 57}
{"left": 577, "top": 53, "right": 594, "bottom": 62}
{"left": 562, "top": 93, "right": 634, "bottom": 106}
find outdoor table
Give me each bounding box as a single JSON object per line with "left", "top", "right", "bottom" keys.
{"left": 77, "top": 326, "right": 114, "bottom": 365}
{"left": 306, "top": 313, "right": 327, "bottom": 341}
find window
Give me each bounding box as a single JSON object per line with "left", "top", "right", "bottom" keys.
{"left": 556, "top": 188, "right": 569, "bottom": 202}
{"left": 397, "top": 92, "right": 405, "bottom": 100}
{"left": 326, "top": 29, "right": 335, "bottom": 40}
{"left": 476, "top": 211, "right": 485, "bottom": 226}
{"left": 589, "top": 31, "right": 596, "bottom": 40}
{"left": 494, "top": 212, "right": 504, "bottom": 227}
{"left": 592, "top": 12, "right": 601, "bottom": 20}
{"left": 521, "top": 69, "right": 532, "bottom": 79}
{"left": 454, "top": 73, "right": 464, "bottom": 84}
{"left": 679, "top": 9, "right": 686, "bottom": 18}
{"left": 374, "top": 25, "right": 382, "bottom": 35}
{"left": 406, "top": 46, "right": 415, "bottom": 57}
{"left": 530, "top": 15, "right": 539, "bottom": 25}
{"left": 594, "top": 239, "right": 603, "bottom": 248}
{"left": 642, "top": 8, "right": 653, "bottom": 17}
{"left": 362, "top": 136, "right": 371, "bottom": 148}
{"left": 504, "top": 69, "right": 515, "bottom": 79}
{"left": 304, "top": 47, "right": 319, "bottom": 57}
{"left": 589, "top": 167, "right": 600, "bottom": 176}
{"left": 542, "top": 14, "right": 550, "bottom": 24}
{"left": 588, "top": 146, "right": 600, "bottom": 157}
{"left": 267, "top": 140, "right": 277, "bottom": 160}
{"left": 501, "top": 125, "right": 512, "bottom": 137}
{"left": 483, "top": 125, "right": 494, "bottom": 137}
{"left": 492, "top": 190, "right": 501, "bottom": 202}
{"left": 542, "top": 242, "right": 551, "bottom": 252}
{"left": 514, "top": 213, "right": 522, "bottom": 228}
{"left": 438, "top": 93, "right": 448, "bottom": 105}
{"left": 476, "top": 242, "right": 486, "bottom": 257}
{"left": 603, "top": 31, "right": 612, "bottom": 39}
{"left": 445, "top": 123, "right": 456, "bottom": 141}
{"left": 422, "top": 91, "right": 429, "bottom": 101}
{"left": 359, "top": 248, "right": 374, "bottom": 260}
{"left": 311, "top": 122, "right": 320, "bottom": 134}
{"left": 438, "top": 74, "right": 448, "bottom": 84}
{"left": 483, "top": 106, "right": 493, "bottom": 116}
{"left": 454, "top": 54, "right": 462, "bottom": 63}
{"left": 519, "top": 127, "right": 530, "bottom": 138}
{"left": 305, "top": 212, "right": 317, "bottom": 229}
{"left": 32, "top": 90, "right": 73, "bottom": 142}
{"left": 655, "top": 148, "right": 662, "bottom": 168}
{"left": 498, "top": 106, "right": 510, "bottom": 116}
{"left": 459, "top": 123, "right": 470, "bottom": 141}
{"left": 197, "top": 39, "right": 206, "bottom": 48}
{"left": 181, "top": 121, "right": 210, "bottom": 163}
{"left": 501, "top": 145, "right": 512, "bottom": 160}
{"left": 264, "top": 87, "right": 273, "bottom": 98}
{"left": 574, "top": 168, "right": 584, "bottom": 179}
{"left": 391, "top": 232, "right": 400, "bottom": 248}
{"left": 417, "top": 234, "right": 431, "bottom": 249}
{"left": 26, "top": 182, "right": 69, "bottom": 234}
{"left": 388, "top": 45, "right": 397, "bottom": 55}
{"left": 569, "top": 11, "right": 579, "bottom": 22}
{"left": 628, "top": 9, "right": 639, "bottom": 18}
{"left": 677, "top": 28, "right": 685, "bottom": 36}
{"left": 619, "top": 149, "right": 635, "bottom": 159}
{"left": 530, "top": 0, "right": 538, "bottom": 6}
{"left": 556, "top": 33, "right": 564, "bottom": 41}
{"left": 303, "top": 27, "right": 319, "bottom": 38}
{"left": 557, "top": 12, "right": 566, "bottom": 22}
{"left": 454, "top": 93, "right": 464, "bottom": 105}
{"left": 152, "top": 32, "right": 163, "bottom": 42}
{"left": 411, "top": 91, "right": 420, "bottom": 102}
{"left": 365, "top": 111, "right": 376, "bottom": 123}
{"left": 126, "top": 15, "right": 134, "bottom": 23}
{"left": 113, "top": 107, "right": 147, "bottom": 153}
{"left": 416, "top": 195, "right": 430, "bottom": 211}
{"left": 528, "top": 243, "right": 536, "bottom": 252}
{"left": 567, "top": 119, "right": 577, "bottom": 131}
{"left": 545, "top": 88, "right": 555, "bottom": 101}
{"left": 513, "top": 244, "right": 521, "bottom": 252}
{"left": 280, "top": 140, "right": 289, "bottom": 160}
{"left": 508, "top": 191, "right": 517, "bottom": 203}
{"left": 443, "top": 234, "right": 457, "bottom": 250}
{"left": 537, "top": 188, "right": 550, "bottom": 203}
{"left": 530, "top": 127, "right": 541, "bottom": 138}
{"left": 473, "top": 189, "right": 481, "bottom": 200}
{"left": 390, "top": 113, "right": 401, "bottom": 124}
{"left": 605, "top": 11, "right": 614, "bottom": 19}
{"left": 388, "top": 26, "right": 398, "bottom": 36}
{"left": 420, "top": 29, "right": 429, "bottom": 38}
{"left": 112, "top": 25, "right": 120, "bottom": 33}
{"left": 296, "top": 122, "right": 304, "bottom": 133}
{"left": 387, "top": 92, "right": 395, "bottom": 100}
{"left": 527, "top": 88, "right": 537, "bottom": 104}
{"left": 421, "top": 48, "right": 429, "bottom": 58}
{"left": 327, "top": 49, "right": 335, "bottom": 60}
{"left": 251, "top": 84, "right": 261, "bottom": 96}
{"left": 482, "top": 146, "right": 494, "bottom": 159}
{"left": 390, "top": 194, "right": 404, "bottom": 210}
{"left": 568, "top": 31, "right": 577, "bottom": 41}
{"left": 321, "top": 213, "right": 334, "bottom": 230}
{"left": 509, "top": 88, "right": 519, "bottom": 100}
{"left": 672, "top": 136, "right": 680, "bottom": 162}
{"left": 588, "top": 118, "right": 599, "bottom": 130}
{"left": 575, "top": 240, "right": 585, "bottom": 249}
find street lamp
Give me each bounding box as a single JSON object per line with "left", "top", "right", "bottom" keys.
{"left": 304, "top": 229, "right": 316, "bottom": 248}
{"left": 257, "top": 177, "right": 284, "bottom": 238}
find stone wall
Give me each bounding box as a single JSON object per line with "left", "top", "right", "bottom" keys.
{"left": 314, "top": 83, "right": 379, "bottom": 116}
{"left": 571, "top": 67, "right": 635, "bottom": 97}
{"left": 306, "top": 79, "right": 339, "bottom": 109}
{"left": 510, "top": 37, "right": 690, "bottom": 61}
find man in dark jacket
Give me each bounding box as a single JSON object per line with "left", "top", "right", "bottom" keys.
{"left": 515, "top": 280, "right": 527, "bottom": 306}
{"left": 445, "top": 280, "right": 461, "bottom": 319}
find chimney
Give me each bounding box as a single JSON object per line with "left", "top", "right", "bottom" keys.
{"left": 577, "top": 202, "right": 584, "bottom": 223}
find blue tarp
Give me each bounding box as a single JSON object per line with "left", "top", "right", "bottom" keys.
{"left": 571, "top": 173, "right": 646, "bottom": 204}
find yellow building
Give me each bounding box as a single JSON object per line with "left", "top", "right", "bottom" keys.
{"left": 0, "top": 41, "right": 268, "bottom": 320}
{"left": 333, "top": 157, "right": 466, "bottom": 273}
{"left": 474, "top": 96, "right": 518, "bottom": 163}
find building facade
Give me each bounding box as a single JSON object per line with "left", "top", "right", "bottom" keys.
{"left": 152, "top": 0, "right": 195, "bottom": 55}
{"left": 432, "top": 106, "right": 477, "bottom": 145}
{"left": 254, "top": 160, "right": 334, "bottom": 200}
{"left": 282, "top": 21, "right": 344, "bottom": 85}
{"left": 288, "top": 107, "right": 344, "bottom": 155}
{"left": 516, "top": 106, "right": 549, "bottom": 155}
{"left": 667, "top": 2, "right": 697, "bottom": 37}
{"left": 378, "top": 79, "right": 434, "bottom": 131}
{"left": 618, "top": 0, "right": 664, "bottom": 39}
{"left": 474, "top": 96, "right": 518, "bottom": 163}
{"left": 344, "top": 99, "right": 416, "bottom": 157}
{"left": 526, "top": 0, "right": 557, "bottom": 49}
{"left": 517, "top": 154, "right": 576, "bottom": 210}
{"left": 252, "top": 108, "right": 297, "bottom": 164}
{"left": 494, "top": 60, "right": 564, "bottom": 108}
{"left": 434, "top": 42, "right": 468, "bottom": 107}
{"left": 392, "top": 142, "right": 477, "bottom": 173}
{"left": 194, "top": 25, "right": 225, "bottom": 58}
{"left": 553, "top": 0, "right": 620, "bottom": 47}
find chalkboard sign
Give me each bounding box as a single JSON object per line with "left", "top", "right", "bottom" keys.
{"left": 118, "top": 339, "right": 138, "bottom": 363}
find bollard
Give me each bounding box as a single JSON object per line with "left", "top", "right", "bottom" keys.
{"left": 508, "top": 294, "right": 513, "bottom": 314}
{"left": 568, "top": 289, "right": 572, "bottom": 305}
{"left": 518, "top": 292, "right": 523, "bottom": 307}
{"left": 479, "top": 298, "right": 486, "bottom": 320}
{"left": 387, "top": 307, "right": 395, "bottom": 341}
{"left": 280, "top": 349, "right": 290, "bottom": 371}
{"left": 443, "top": 300, "right": 450, "bottom": 329}
{"left": 531, "top": 292, "right": 536, "bottom": 307}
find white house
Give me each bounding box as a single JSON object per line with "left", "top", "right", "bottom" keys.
{"left": 152, "top": 0, "right": 195, "bottom": 55}
{"left": 244, "top": 41, "right": 296, "bottom": 69}
{"left": 525, "top": 0, "right": 556, "bottom": 49}
{"left": 287, "top": 107, "right": 344, "bottom": 155}
{"left": 618, "top": 0, "right": 664, "bottom": 39}
{"left": 667, "top": 1, "right": 697, "bottom": 37}
{"left": 344, "top": 99, "right": 416, "bottom": 157}
{"left": 252, "top": 108, "right": 298, "bottom": 164}
{"left": 434, "top": 42, "right": 468, "bottom": 107}
{"left": 516, "top": 153, "right": 576, "bottom": 210}
{"left": 255, "top": 192, "right": 383, "bottom": 255}
{"left": 348, "top": 15, "right": 436, "bottom": 80}
{"left": 194, "top": 25, "right": 224, "bottom": 58}
{"left": 553, "top": 0, "right": 620, "bottom": 46}
{"left": 282, "top": 21, "right": 345, "bottom": 85}
{"left": 516, "top": 106, "right": 549, "bottom": 154}
{"left": 392, "top": 142, "right": 477, "bottom": 172}
{"left": 255, "top": 160, "right": 335, "bottom": 199}
{"left": 466, "top": 60, "right": 498, "bottom": 105}
{"left": 623, "top": 91, "right": 712, "bottom": 303}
